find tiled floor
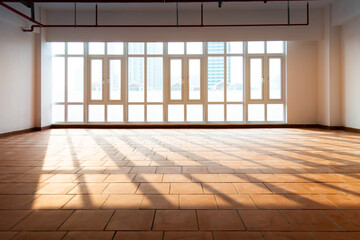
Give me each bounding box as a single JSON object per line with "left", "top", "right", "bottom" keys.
{"left": 0, "top": 128, "right": 360, "bottom": 239}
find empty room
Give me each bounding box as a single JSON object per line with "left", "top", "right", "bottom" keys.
{"left": 1, "top": 0, "right": 360, "bottom": 239}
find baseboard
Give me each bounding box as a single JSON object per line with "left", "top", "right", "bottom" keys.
{"left": 344, "top": 127, "right": 360, "bottom": 133}
{"left": 317, "top": 125, "right": 346, "bottom": 131}
{"left": 0, "top": 127, "right": 36, "bottom": 138}
{"left": 0, "top": 125, "right": 52, "bottom": 138}
{"left": 1, "top": 124, "right": 358, "bottom": 137}
{"left": 51, "top": 123, "right": 322, "bottom": 129}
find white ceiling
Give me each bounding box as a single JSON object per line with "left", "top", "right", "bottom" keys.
{"left": 38, "top": 0, "right": 336, "bottom": 11}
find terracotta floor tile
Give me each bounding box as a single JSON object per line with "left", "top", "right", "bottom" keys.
{"left": 60, "top": 210, "right": 113, "bottom": 230}
{"left": 103, "top": 174, "right": 135, "bottom": 182}
{"left": 265, "top": 183, "right": 306, "bottom": 194}
{"left": 171, "top": 183, "right": 203, "bottom": 194}
{"left": 102, "top": 195, "right": 143, "bottom": 209}
{"left": 106, "top": 210, "right": 154, "bottom": 230}
{"left": 13, "top": 210, "right": 72, "bottom": 230}
{"left": 153, "top": 210, "right": 197, "bottom": 230}
{"left": 27, "top": 195, "right": 73, "bottom": 209}
{"left": 233, "top": 183, "right": 272, "bottom": 194}
{"left": 287, "top": 195, "right": 337, "bottom": 209}
{"left": 68, "top": 183, "right": 108, "bottom": 194}
{"left": 62, "top": 195, "right": 108, "bottom": 209}
{"left": 130, "top": 167, "right": 157, "bottom": 174}
{"left": 274, "top": 174, "right": 311, "bottom": 183}
{"left": 183, "top": 167, "right": 209, "bottom": 174}
{"left": 113, "top": 231, "right": 163, "bottom": 240}
{"left": 281, "top": 210, "right": 341, "bottom": 231}
{"left": 157, "top": 167, "right": 182, "bottom": 174}
{"left": 218, "top": 174, "right": 250, "bottom": 183}
{"left": 102, "top": 183, "right": 139, "bottom": 194}
{"left": 45, "top": 174, "right": 79, "bottom": 182}
{"left": 324, "top": 195, "right": 360, "bottom": 209}
{"left": 247, "top": 174, "right": 281, "bottom": 183}
{"left": 133, "top": 174, "right": 163, "bottom": 182}
{"left": 191, "top": 174, "right": 221, "bottom": 182}
{"left": 0, "top": 210, "right": 31, "bottom": 230}
{"left": 263, "top": 232, "right": 315, "bottom": 240}
{"left": 251, "top": 195, "right": 297, "bottom": 209}
{"left": 12, "top": 231, "right": 66, "bottom": 240}
{"left": 0, "top": 195, "right": 37, "bottom": 209}
{"left": 137, "top": 183, "right": 170, "bottom": 194}
{"left": 238, "top": 210, "right": 292, "bottom": 231}
{"left": 312, "top": 232, "right": 360, "bottom": 240}
{"left": 197, "top": 210, "right": 245, "bottom": 230}
{"left": 0, "top": 183, "right": 46, "bottom": 194}
{"left": 0, "top": 232, "right": 17, "bottom": 240}
{"left": 63, "top": 231, "right": 115, "bottom": 240}
{"left": 213, "top": 231, "right": 264, "bottom": 240}
{"left": 74, "top": 174, "right": 109, "bottom": 183}
{"left": 323, "top": 210, "right": 360, "bottom": 231}
{"left": 296, "top": 183, "right": 342, "bottom": 194}
{"left": 14, "top": 174, "right": 54, "bottom": 183}
{"left": 164, "top": 231, "right": 213, "bottom": 240}
{"left": 163, "top": 174, "right": 192, "bottom": 182}
{"left": 180, "top": 195, "right": 217, "bottom": 209}
{"left": 36, "top": 183, "right": 77, "bottom": 194}
{"left": 141, "top": 195, "right": 178, "bottom": 209}
{"left": 215, "top": 195, "right": 257, "bottom": 209}
{"left": 203, "top": 183, "right": 237, "bottom": 194}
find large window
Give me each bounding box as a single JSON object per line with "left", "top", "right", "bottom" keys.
{"left": 51, "top": 41, "right": 286, "bottom": 124}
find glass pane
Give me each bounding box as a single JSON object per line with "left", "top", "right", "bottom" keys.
{"left": 147, "top": 105, "right": 163, "bottom": 122}
{"left": 52, "top": 57, "right": 65, "bottom": 103}
{"left": 248, "top": 41, "right": 265, "bottom": 54}
{"left": 52, "top": 42, "right": 65, "bottom": 55}
{"left": 107, "top": 105, "right": 123, "bottom": 122}
{"left": 189, "top": 59, "right": 201, "bottom": 100}
{"left": 128, "top": 57, "right": 144, "bottom": 102}
{"left": 267, "top": 104, "right": 284, "bottom": 122}
{"left": 89, "top": 42, "right": 105, "bottom": 55}
{"left": 248, "top": 104, "right": 265, "bottom": 122}
{"left": 227, "top": 104, "right": 243, "bottom": 122}
{"left": 90, "top": 59, "right": 103, "bottom": 101}
{"left": 107, "top": 42, "right": 124, "bottom": 55}
{"left": 109, "top": 60, "right": 121, "bottom": 100}
{"left": 67, "top": 57, "right": 84, "bottom": 103}
{"left": 250, "top": 58, "right": 263, "bottom": 100}
{"left": 227, "top": 56, "right": 243, "bottom": 102}
{"left": 187, "top": 105, "right": 203, "bottom": 122}
{"left": 170, "top": 59, "right": 182, "bottom": 100}
{"left": 147, "top": 57, "right": 163, "bottom": 103}
{"left": 208, "top": 42, "right": 224, "bottom": 54}
{"left": 186, "top": 42, "right": 203, "bottom": 54}
{"left": 52, "top": 105, "right": 64, "bottom": 123}
{"left": 128, "top": 105, "right": 144, "bottom": 122}
{"left": 226, "top": 42, "right": 243, "bottom": 54}
{"left": 89, "top": 105, "right": 105, "bottom": 122}
{"left": 68, "top": 105, "right": 83, "bottom": 122}
{"left": 267, "top": 41, "right": 284, "bottom": 54}
{"left": 128, "top": 42, "right": 144, "bottom": 55}
{"left": 147, "top": 42, "right": 163, "bottom": 55}
{"left": 168, "top": 105, "right": 184, "bottom": 122}
{"left": 208, "top": 104, "right": 224, "bottom": 122}
{"left": 269, "top": 58, "right": 282, "bottom": 99}
{"left": 168, "top": 42, "right": 184, "bottom": 55}
{"left": 67, "top": 42, "right": 84, "bottom": 55}
{"left": 208, "top": 57, "right": 224, "bottom": 102}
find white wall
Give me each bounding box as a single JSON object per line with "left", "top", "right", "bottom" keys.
{"left": 341, "top": 15, "right": 360, "bottom": 129}
{"left": 0, "top": 8, "right": 36, "bottom": 134}
{"left": 287, "top": 41, "right": 318, "bottom": 124}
